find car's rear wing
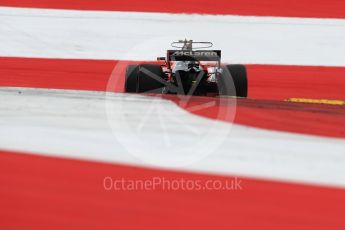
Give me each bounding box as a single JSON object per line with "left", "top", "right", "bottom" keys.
{"left": 167, "top": 50, "right": 221, "bottom": 62}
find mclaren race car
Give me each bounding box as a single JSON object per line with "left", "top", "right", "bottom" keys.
{"left": 124, "top": 40, "right": 247, "bottom": 97}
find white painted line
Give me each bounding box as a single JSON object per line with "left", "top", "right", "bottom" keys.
{"left": 1, "top": 7, "right": 345, "bottom": 66}
{"left": 0, "top": 87, "right": 344, "bottom": 187}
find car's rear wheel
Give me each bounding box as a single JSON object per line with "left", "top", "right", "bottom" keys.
{"left": 125, "top": 64, "right": 165, "bottom": 93}
{"left": 125, "top": 65, "right": 139, "bottom": 93}
{"left": 217, "top": 64, "right": 248, "bottom": 97}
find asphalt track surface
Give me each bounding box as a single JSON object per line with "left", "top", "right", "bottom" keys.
{"left": 1, "top": 2, "right": 345, "bottom": 230}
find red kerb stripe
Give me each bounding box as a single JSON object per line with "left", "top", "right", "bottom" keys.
{"left": 1, "top": 0, "right": 345, "bottom": 19}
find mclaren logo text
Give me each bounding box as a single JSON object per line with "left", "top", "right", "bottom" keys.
{"left": 172, "top": 51, "right": 218, "bottom": 57}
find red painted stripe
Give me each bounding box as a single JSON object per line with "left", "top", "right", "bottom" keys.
{"left": 0, "top": 57, "right": 116, "bottom": 91}
{"left": 1, "top": 149, "right": 345, "bottom": 229}
{"left": 2, "top": 57, "right": 345, "bottom": 99}
{"left": 248, "top": 65, "right": 345, "bottom": 100}
{"left": 163, "top": 95, "right": 345, "bottom": 138}
{"left": 1, "top": 56, "right": 345, "bottom": 138}
{"left": 1, "top": 0, "right": 345, "bottom": 19}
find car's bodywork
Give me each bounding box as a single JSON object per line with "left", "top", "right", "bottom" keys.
{"left": 125, "top": 40, "right": 248, "bottom": 97}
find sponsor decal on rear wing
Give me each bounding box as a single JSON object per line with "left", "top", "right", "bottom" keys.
{"left": 167, "top": 50, "right": 221, "bottom": 61}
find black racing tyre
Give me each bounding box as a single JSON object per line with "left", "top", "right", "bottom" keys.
{"left": 125, "top": 65, "right": 139, "bottom": 93}
{"left": 137, "top": 64, "right": 165, "bottom": 93}
{"left": 124, "top": 64, "right": 165, "bottom": 93}
{"left": 218, "top": 65, "right": 248, "bottom": 97}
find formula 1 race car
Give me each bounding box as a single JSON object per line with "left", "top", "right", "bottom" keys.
{"left": 124, "top": 40, "right": 247, "bottom": 97}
